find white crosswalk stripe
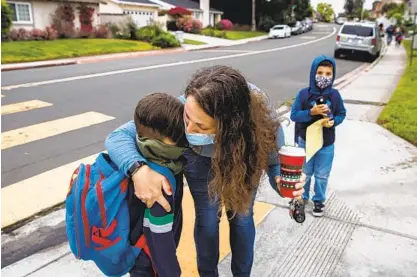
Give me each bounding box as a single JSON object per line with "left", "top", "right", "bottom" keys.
{"left": 1, "top": 111, "right": 114, "bottom": 150}
{"left": 1, "top": 100, "right": 53, "bottom": 115}
{"left": 1, "top": 97, "right": 116, "bottom": 227}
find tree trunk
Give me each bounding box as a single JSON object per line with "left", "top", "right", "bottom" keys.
{"left": 251, "top": 0, "right": 256, "bottom": 31}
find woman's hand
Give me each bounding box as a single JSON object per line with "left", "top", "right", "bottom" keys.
{"left": 132, "top": 165, "right": 173, "bottom": 212}
{"left": 275, "top": 173, "right": 306, "bottom": 199}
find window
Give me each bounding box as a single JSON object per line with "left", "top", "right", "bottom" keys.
{"left": 341, "top": 25, "right": 374, "bottom": 37}
{"left": 8, "top": 2, "right": 32, "bottom": 24}
{"left": 193, "top": 12, "right": 201, "bottom": 20}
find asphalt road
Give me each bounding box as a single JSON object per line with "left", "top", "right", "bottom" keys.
{"left": 1, "top": 24, "right": 364, "bottom": 188}
{"left": 1, "top": 24, "right": 365, "bottom": 267}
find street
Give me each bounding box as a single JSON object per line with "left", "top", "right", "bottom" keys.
{"left": 1, "top": 23, "right": 367, "bottom": 272}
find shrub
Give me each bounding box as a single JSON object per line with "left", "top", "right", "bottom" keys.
{"left": 8, "top": 29, "right": 19, "bottom": 40}
{"left": 31, "top": 28, "right": 46, "bottom": 40}
{"left": 94, "top": 24, "right": 110, "bottom": 38}
{"left": 215, "top": 19, "right": 233, "bottom": 30}
{"left": 44, "top": 26, "right": 58, "bottom": 40}
{"left": 166, "top": 20, "right": 178, "bottom": 31}
{"left": 136, "top": 25, "right": 162, "bottom": 42}
{"left": 127, "top": 19, "right": 138, "bottom": 40}
{"left": 214, "top": 30, "right": 226, "bottom": 38}
{"left": 258, "top": 16, "right": 276, "bottom": 32}
{"left": 78, "top": 4, "right": 95, "bottom": 37}
{"left": 51, "top": 3, "right": 75, "bottom": 38}
{"left": 17, "top": 28, "right": 31, "bottom": 40}
{"left": 1, "top": 0, "right": 12, "bottom": 40}
{"left": 151, "top": 32, "right": 180, "bottom": 48}
{"left": 202, "top": 28, "right": 226, "bottom": 38}
{"left": 176, "top": 16, "right": 202, "bottom": 34}
{"left": 8, "top": 27, "right": 57, "bottom": 41}
{"left": 8, "top": 28, "right": 32, "bottom": 41}
{"left": 201, "top": 28, "right": 215, "bottom": 37}
{"left": 106, "top": 23, "right": 120, "bottom": 38}
{"left": 168, "top": 6, "right": 191, "bottom": 18}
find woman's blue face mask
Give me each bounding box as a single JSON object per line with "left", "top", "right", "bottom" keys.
{"left": 184, "top": 124, "right": 215, "bottom": 146}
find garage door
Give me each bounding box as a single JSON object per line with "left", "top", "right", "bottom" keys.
{"left": 123, "top": 10, "right": 154, "bottom": 27}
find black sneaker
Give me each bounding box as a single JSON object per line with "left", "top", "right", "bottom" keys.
{"left": 312, "top": 202, "right": 325, "bottom": 217}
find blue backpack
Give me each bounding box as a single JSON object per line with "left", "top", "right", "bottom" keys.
{"left": 65, "top": 153, "right": 177, "bottom": 277}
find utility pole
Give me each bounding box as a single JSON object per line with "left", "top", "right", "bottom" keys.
{"left": 252, "top": 0, "right": 256, "bottom": 31}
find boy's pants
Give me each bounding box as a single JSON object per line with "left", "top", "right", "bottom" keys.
{"left": 298, "top": 138, "right": 334, "bottom": 203}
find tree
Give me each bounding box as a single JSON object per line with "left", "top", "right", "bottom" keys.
{"left": 384, "top": 3, "right": 406, "bottom": 24}
{"left": 317, "top": 2, "right": 334, "bottom": 22}
{"left": 252, "top": 0, "right": 256, "bottom": 31}
{"left": 294, "top": 0, "right": 312, "bottom": 21}
{"left": 353, "top": 0, "right": 364, "bottom": 19}
{"left": 1, "top": 0, "right": 12, "bottom": 40}
{"left": 344, "top": 0, "right": 355, "bottom": 18}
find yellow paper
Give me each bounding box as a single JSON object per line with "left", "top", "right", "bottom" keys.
{"left": 306, "top": 119, "right": 326, "bottom": 162}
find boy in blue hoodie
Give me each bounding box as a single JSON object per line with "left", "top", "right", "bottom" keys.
{"left": 290, "top": 55, "right": 346, "bottom": 217}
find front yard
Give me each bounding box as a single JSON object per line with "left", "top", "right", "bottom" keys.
{"left": 200, "top": 29, "right": 266, "bottom": 40}
{"left": 1, "top": 39, "right": 157, "bottom": 64}
{"left": 183, "top": 39, "right": 206, "bottom": 45}
{"left": 223, "top": 31, "right": 267, "bottom": 40}
{"left": 378, "top": 41, "right": 417, "bottom": 146}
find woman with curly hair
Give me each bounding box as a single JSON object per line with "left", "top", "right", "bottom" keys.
{"left": 105, "top": 65, "right": 305, "bottom": 277}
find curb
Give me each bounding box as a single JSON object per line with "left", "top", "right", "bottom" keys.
{"left": 334, "top": 43, "right": 388, "bottom": 91}
{"left": 1, "top": 61, "right": 77, "bottom": 72}
{"left": 186, "top": 45, "right": 221, "bottom": 51}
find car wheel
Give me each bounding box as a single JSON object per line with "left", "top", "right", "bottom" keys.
{"left": 334, "top": 50, "right": 341, "bottom": 59}
{"left": 366, "top": 53, "right": 376, "bottom": 62}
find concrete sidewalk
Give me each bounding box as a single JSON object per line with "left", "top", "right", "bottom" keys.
{"left": 2, "top": 45, "right": 417, "bottom": 277}
{"left": 218, "top": 44, "right": 417, "bottom": 277}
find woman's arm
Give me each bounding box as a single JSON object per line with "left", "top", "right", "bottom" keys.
{"left": 105, "top": 120, "right": 144, "bottom": 176}
{"left": 105, "top": 120, "right": 172, "bottom": 211}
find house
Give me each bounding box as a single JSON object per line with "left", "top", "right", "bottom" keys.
{"left": 6, "top": 0, "right": 102, "bottom": 31}
{"left": 150, "top": 0, "right": 223, "bottom": 27}
{"left": 99, "top": 0, "right": 159, "bottom": 27}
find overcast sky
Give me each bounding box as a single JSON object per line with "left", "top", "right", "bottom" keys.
{"left": 310, "top": 0, "right": 375, "bottom": 15}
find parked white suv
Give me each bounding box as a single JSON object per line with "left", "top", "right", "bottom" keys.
{"left": 334, "top": 22, "right": 383, "bottom": 61}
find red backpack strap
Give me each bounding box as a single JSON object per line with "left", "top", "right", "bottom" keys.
{"left": 67, "top": 167, "right": 80, "bottom": 197}
{"left": 135, "top": 235, "right": 157, "bottom": 277}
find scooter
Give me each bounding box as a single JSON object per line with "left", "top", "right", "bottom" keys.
{"left": 289, "top": 199, "right": 306, "bottom": 223}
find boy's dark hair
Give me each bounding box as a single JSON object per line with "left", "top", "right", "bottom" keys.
{"left": 134, "top": 93, "right": 187, "bottom": 147}
{"left": 318, "top": 60, "right": 333, "bottom": 68}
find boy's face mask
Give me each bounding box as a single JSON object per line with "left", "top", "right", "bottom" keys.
{"left": 136, "top": 135, "right": 186, "bottom": 174}
{"left": 315, "top": 75, "right": 333, "bottom": 90}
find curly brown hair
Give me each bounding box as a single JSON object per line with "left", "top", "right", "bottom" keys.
{"left": 185, "top": 65, "right": 280, "bottom": 215}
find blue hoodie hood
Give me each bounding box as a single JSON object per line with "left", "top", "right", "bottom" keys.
{"left": 309, "top": 55, "right": 336, "bottom": 95}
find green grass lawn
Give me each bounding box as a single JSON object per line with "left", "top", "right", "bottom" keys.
{"left": 1, "top": 39, "right": 158, "bottom": 64}
{"left": 377, "top": 40, "right": 417, "bottom": 146}
{"left": 223, "top": 30, "right": 266, "bottom": 40}
{"left": 183, "top": 39, "right": 206, "bottom": 45}
{"left": 201, "top": 29, "right": 266, "bottom": 40}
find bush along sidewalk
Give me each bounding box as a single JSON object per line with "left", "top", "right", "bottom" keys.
{"left": 377, "top": 41, "right": 417, "bottom": 146}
